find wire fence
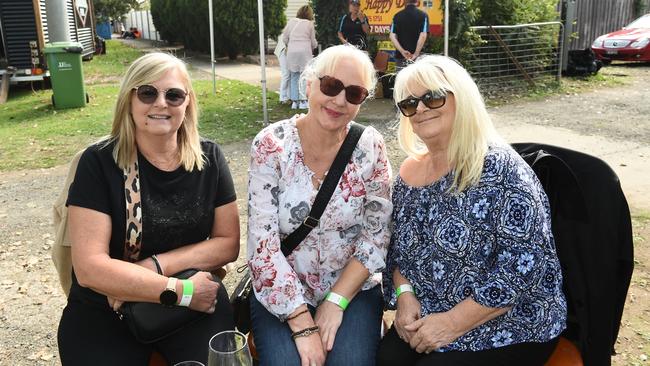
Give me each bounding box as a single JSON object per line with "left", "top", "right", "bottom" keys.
{"left": 464, "top": 22, "right": 564, "bottom": 98}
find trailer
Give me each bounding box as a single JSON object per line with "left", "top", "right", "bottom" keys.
{"left": 0, "top": 0, "right": 96, "bottom": 84}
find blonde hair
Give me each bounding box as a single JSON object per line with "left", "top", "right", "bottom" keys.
{"left": 302, "top": 44, "right": 377, "bottom": 99}
{"left": 296, "top": 5, "right": 314, "bottom": 20}
{"left": 393, "top": 55, "right": 501, "bottom": 192}
{"left": 108, "top": 52, "right": 204, "bottom": 171}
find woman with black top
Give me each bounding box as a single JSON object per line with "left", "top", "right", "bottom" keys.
{"left": 338, "top": 0, "right": 370, "bottom": 51}
{"left": 57, "top": 52, "right": 239, "bottom": 365}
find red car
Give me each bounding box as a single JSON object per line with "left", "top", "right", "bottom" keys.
{"left": 591, "top": 13, "right": 650, "bottom": 64}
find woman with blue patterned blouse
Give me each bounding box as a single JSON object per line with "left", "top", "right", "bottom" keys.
{"left": 376, "top": 55, "right": 567, "bottom": 365}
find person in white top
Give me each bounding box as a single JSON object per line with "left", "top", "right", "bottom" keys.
{"left": 282, "top": 5, "right": 318, "bottom": 110}
{"left": 248, "top": 44, "right": 392, "bottom": 366}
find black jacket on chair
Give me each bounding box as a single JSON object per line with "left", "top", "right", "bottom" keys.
{"left": 512, "top": 143, "right": 634, "bottom": 366}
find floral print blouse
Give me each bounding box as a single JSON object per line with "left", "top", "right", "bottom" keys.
{"left": 384, "top": 144, "right": 567, "bottom": 351}
{"left": 247, "top": 117, "right": 392, "bottom": 319}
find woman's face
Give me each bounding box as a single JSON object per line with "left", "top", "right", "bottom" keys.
{"left": 349, "top": 3, "right": 359, "bottom": 14}
{"left": 130, "top": 68, "right": 189, "bottom": 139}
{"left": 306, "top": 57, "right": 366, "bottom": 133}
{"left": 405, "top": 83, "right": 456, "bottom": 148}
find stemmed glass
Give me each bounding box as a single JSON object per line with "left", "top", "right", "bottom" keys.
{"left": 174, "top": 362, "right": 205, "bottom": 366}
{"left": 207, "top": 330, "right": 253, "bottom": 366}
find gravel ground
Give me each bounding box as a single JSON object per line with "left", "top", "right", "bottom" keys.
{"left": 1, "top": 63, "right": 649, "bottom": 365}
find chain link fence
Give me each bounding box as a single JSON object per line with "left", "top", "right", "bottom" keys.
{"left": 464, "top": 22, "right": 564, "bottom": 97}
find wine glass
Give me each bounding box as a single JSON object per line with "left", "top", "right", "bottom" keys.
{"left": 207, "top": 330, "right": 253, "bottom": 366}
{"left": 174, "top": 362, "right": 205, "bottom": 366}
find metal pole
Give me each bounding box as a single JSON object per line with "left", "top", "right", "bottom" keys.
{"left": 45, "top": 0, "right": 72, "bottom": 42}
{"left": 444, "top": 0, "right": 449, "bottom": 56}
{"left": 209, "top": 0, "right": 216, "bottom": 94}
{"left": 257, "top": 0, "right": 269, "bottom": 125}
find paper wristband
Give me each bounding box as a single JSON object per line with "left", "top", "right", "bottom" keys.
{"left": 179, "top": 280, "right": 193, "bottom": 307}
{"left": 395, "top": 284, "right": 414, "bottom": 299}
{"left": 325, "top": 292, "right": 349, "bottom": 311}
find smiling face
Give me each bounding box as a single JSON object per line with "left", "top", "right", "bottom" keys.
{"left": 305, "top": 57, "right": 366, "bottom": 133}
{"left": 406, "top": 82, "right": 456, "bottom": 149}
{"left": 130, "top": 67, "right": 189, "bottom": 140}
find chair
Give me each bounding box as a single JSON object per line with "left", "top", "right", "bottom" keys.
{"left": 514, "top": 143, "right": 634, "bottom": 366}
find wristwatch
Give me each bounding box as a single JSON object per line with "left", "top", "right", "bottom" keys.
{"left": 160, "top": 277, "right": 178, "bottom": 307}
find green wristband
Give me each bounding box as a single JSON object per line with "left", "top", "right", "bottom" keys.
{"left": 325, "top": 292, "right": 350, "bottom": 310}
{"left": 395, "top": 284, "right": 414, "bottom": 299}
{"left": 179, "top": 279, "right": 193, "bottom": 307}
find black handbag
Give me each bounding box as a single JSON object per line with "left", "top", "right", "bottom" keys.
{"left": 119, "top": 269, "right": 218, "bottom": 344}
{"left": 116, "top": 154, "right": 218, "bottom": 344}
{"left": 230, "top": 123, "right": 366, "bottom": 333}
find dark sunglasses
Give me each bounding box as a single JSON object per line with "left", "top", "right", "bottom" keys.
{"left": 397, "top": 90, "right": 447, "bottom": 117}
{"left": 319, "top": 75, "right": 369, "bottom": 105}
{"left": 132, "top": 85, "right": 188, "bottom": 107}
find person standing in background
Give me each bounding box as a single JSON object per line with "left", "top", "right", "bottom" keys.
{"left": 282, "top": 5, "right": 318, "bottom": 110}
{"left": 337, "top": 0, "right": 370, "bottom": 51}
{"left": 274, "top": 38, "right": 291, "bottom": 104}
{"left": 389, "top": 0, "right": 429, "bottom": 69}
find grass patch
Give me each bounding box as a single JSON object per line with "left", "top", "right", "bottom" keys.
{"left": 0, "top": 40, "right": 292, "bottom": 171}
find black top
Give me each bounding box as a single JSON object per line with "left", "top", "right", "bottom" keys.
{"left": 390, "top": 4, "right": 429, "bottom": 59}
{"left": 66, "top": 139, "right": 236, "bottom": 305}
{"left": 339, "top": 13, "right": 369, "bottom": 50}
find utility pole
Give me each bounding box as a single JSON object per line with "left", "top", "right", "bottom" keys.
{"left": 45, "top": 0, "right": 71, "bottom": 42}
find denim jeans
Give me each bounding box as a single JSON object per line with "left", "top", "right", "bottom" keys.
{"left": 250, "top": 286, "right": 383, "bottom": 366}
{"left": 289, "top": 71, "right": 306, "bottom": 101}
{"left": 278, "top": 52, "right": 291, "bottom": 102}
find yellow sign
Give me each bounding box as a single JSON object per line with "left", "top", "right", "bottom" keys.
{"left": 361, "top": 0, "right": 443, "bottom": 35}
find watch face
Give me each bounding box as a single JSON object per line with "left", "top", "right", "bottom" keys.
{"left": 160, "top": 289, "right": 178, "bottom": 306}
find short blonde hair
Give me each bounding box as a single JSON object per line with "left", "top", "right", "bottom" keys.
{"left": 296, "top": 5, "right": 314, "bottom": 20}
{"left": 393, "top": 55, "right": 501, "bottom": 192}
{"left": 109, "top": 52, "right": 204, "bottom": 171}
{"left": 302, "top": 44, "right": 377, "bottom": 100}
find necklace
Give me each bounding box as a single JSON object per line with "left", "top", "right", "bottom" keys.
{"left": 141, "top": 150, "right": 181, "bottom": 171}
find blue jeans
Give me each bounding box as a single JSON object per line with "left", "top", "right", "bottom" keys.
{"left": 289, "top": 71, "right": 306, "bottom": 101}
{"left": 250, "top": 286, "right": 383, "bottom": 366}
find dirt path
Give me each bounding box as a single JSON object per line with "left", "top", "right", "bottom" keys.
{"left": 1, "top": 64, "right": 649, "bottom": 365}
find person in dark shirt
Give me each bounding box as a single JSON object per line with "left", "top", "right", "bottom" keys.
{"left": 337, "top": 0, "right": 370, "bottom": 50}
{"left": 389, "top": 0, "right": 429, "bottom": 68}
{"left": 57, "top": 52, "right": 240, "bottom": 365}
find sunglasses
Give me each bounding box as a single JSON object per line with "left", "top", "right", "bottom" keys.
{"left": 397, "top": 90, "right": 447, "bottom": 117}
{"left": 319, "top": 75, "right": 369, "bottom": 105}
{"left": 132, "top": 85, "right": 188, "bottom": 107}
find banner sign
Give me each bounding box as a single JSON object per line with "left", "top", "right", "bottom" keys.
{"left": 361, "top": 0, "right": 443, "bottom": 35}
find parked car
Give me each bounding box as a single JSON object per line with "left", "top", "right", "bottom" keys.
{"left": 591, "top": 13, "right": 650, "bottom": 64}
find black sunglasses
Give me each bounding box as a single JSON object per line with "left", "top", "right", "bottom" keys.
{"left": 397, "top": 90, "right": 447, "bottom": 117}
{"left": 132, "top": 85, "right": 188, "bottom": 107}
{"left": 319, "top": 75, "right": 369, "bottom": 105}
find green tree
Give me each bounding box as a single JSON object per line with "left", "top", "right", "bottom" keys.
{"left": 94, "top": 0, "right": 140, "bottom": 22}
{"left": 311, "top": 0, "right": 346, "bottom": 48}
{"left": 475, "top": 0, "right": 557, "bottom": 25}
{"left": 151, "top": 0, "right": 286, "bottom": 58}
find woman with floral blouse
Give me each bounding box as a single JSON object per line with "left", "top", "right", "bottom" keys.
{"left": 377, "top": 55, "right": 567, "bottom": 365}
{"left": 247, "top": 44, "right": 392, "bottom": 366}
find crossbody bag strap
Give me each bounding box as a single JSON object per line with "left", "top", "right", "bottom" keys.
{"left": 280, "top": 122, "right": 366, "bottom": 257}
{"left": 123, "top": 154, "right": 143, "bottom": 262}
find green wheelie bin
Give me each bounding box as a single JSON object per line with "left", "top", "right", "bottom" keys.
{"left": 44, "top": 42, "right": 88, "bottom": 109}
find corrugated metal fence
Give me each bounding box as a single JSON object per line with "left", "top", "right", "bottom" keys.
{"left": 568, "top": 0, "right": 650, "bottom": 50}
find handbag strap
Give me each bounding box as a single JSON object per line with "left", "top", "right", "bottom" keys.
{"left": 280, "top": 122, "right": 366, "bottom": 257}
{"left": 123, "top": 154, "right": 143, "bottom": 262}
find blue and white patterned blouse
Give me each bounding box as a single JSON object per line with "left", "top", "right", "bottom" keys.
{"left": 383, "top": 144, "right": 567, "bottom": 352}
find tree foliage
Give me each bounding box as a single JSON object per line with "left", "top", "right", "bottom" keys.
{"left": 475, "top": 0, "right": 558, "bottom": 25}
{"left": 150, "top": 0, "right": 287, "bottom": 59}
{"left": 93, "top": 0, "right": 140, "bottom": 22}
{"left": 310, "top": 0, "right": 346, "bottom": 48}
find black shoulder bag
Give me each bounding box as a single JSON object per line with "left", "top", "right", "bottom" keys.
{"left": 231, "top": 122, "right": 366, "bottom": 333}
